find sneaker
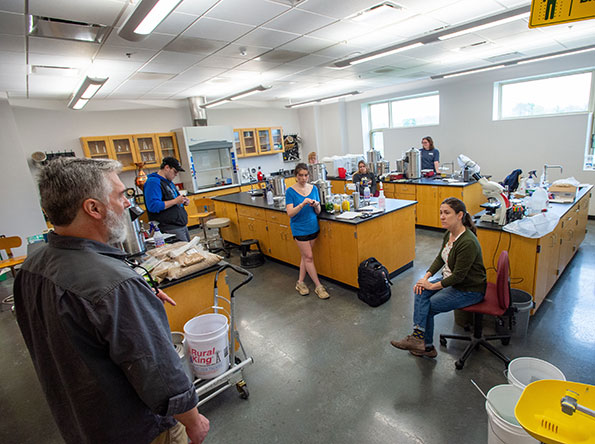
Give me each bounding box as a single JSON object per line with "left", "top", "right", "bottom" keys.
{"left": 390, "top": 335, "right": 425, "bottom": 352}
{"left": 409, "top": 346, "right": 438, "bottom": 358}
{"left": 314, "top": 285, "right": 330, "bottom": 299}
{"left": 295, "top": 281, "right": 309, "bottom": 296}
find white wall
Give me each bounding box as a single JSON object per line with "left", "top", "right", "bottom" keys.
{"left": 0, "top": 97, "right": 47, "bottom": 255}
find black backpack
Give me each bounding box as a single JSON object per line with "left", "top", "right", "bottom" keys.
{"left": 357, "top": 257, "right": 392, "bottom": 307}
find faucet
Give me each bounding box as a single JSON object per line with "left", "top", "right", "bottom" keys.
{"left": 542, "top": 164, "right": 563, "bottom": 187}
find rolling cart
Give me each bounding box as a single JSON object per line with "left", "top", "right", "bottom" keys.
{"left": 193, "top": 263, "right": 254, "bottom": 406}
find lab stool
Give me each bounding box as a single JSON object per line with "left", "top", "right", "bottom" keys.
{"left": 205, "top": 217, "right": 231, "bottom": 257}
{"left": 240, "top": 239, "right": 265, "bottom": 268}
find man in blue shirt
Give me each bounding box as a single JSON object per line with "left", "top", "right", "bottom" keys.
{"left": 144, "top": 157, "right": 190, "bottom": 241}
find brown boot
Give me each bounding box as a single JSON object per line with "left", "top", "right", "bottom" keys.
{"left": 390, "top": 335, "right": 425, "bottom": 352}
{"left": 410, "top": 346, "right": 438, "bottom": 358}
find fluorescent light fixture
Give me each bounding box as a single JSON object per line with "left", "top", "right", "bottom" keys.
{"left": 351, "top": 2, "right": 403, "bottom": 22}
{"left": 516, "top": 45, "right": 595, "bottom": 65}
{"left": 67, "top": 76, "right": 108, "bottom": 110}
{"left": 438, "top": 12, "right": 530, "bottom": 40}
{"left": 201, "top": 85, "right": 271, "bottom": 108}
{"left": 337, "top": 42, "right": 424, "bottom": 67}
{"left": 285, "top": 91, "right": 361, "bottom": 108}
{"left": 443, "top": 64, "right": 505, "bottom": 78}
{"left": 118, "top": 0, "right": 182, "bottom": 42}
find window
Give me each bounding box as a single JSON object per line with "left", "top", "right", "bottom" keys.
{"left": 366, "top": 92, "right": 439, "bottom": 156}
{"left": 495, "top": 71, "right": 592, "bottom": 120}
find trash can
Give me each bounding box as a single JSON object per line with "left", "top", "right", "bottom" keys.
{"left": 496, "top": 289, "right": 534, "bottom": 339}
{"left": 510, "top": 289, "right": 534, "bottom": 338}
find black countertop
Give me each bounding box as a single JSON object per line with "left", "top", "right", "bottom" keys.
{"left": 213, "top": 192, "right": 416, "bottom": 225}
{"left": 327, "top": 176, "right": 477, "bottom": 187}
{"left": 475, "top": 185, "right": 592, "bottom": 232}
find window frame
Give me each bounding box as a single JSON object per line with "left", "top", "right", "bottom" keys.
{"left": 368, "top": 91, "right": 440, "bottom": 131}
{"left": 493, "top": 68, "right": 594, "bottom": 121}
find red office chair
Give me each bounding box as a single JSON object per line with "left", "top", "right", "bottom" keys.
{"left": 440, "top": 250, "right": 512, "bottom": 370}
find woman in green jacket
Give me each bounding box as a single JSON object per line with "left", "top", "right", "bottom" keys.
{"left": 391, "top": 197, "right": 487, "bottom": 358}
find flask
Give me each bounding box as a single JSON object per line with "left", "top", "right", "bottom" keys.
{"left": 378, "top": 187, "right": 386, "bottom": 210}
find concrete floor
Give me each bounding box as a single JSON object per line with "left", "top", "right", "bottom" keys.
{"left": 1, "top": 222, "right": 594, "bottom": 444}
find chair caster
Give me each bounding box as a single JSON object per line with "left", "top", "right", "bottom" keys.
{"left": 455, "top": 360, "right": 464, "bottom": 370}
{"left": 440, "top": 337, "right": 447, "bottom": 347}
{"left": 501, "top": 337, "right": 510, "bottom": 345}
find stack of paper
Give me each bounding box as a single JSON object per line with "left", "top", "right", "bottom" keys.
{"left": 335, "top": 212, "right": 360, "bottom": 220}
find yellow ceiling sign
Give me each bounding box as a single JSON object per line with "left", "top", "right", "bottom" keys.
{"left": 529, "top": 0, "right": 595, "bottom": 28}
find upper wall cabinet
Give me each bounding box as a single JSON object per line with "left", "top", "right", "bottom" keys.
{"left": 81, "top": 132, "right": 179, "bottom": 171}
{"left": 234, "top": 127, "right": 284, "bottom": 158}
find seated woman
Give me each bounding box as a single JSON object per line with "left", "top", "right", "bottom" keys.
{"left": 352, "top": 160, "right": 377, "bottom": 197}
{"left": 391, "top": 197, "right": 486, "bottom": 358}
{"left": 285, "top": 163, "right": 330, "bottom": 299}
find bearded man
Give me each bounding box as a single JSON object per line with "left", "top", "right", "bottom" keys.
{"left": 13, "top": 158, "right": 209, "bottom": 444}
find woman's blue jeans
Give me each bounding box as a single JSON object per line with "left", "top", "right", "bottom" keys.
{"left": 413, "top": 287, "right": 484, "bottom": 346}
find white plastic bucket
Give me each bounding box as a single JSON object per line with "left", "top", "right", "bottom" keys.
{"left": 486, "top": 384, "right": 538, "bottom": 444}
{"left": 183, "top": 314, "right": 229, "bottom": 379}
{"left": 507, "top": 357, "right": 565, "bottom": 390}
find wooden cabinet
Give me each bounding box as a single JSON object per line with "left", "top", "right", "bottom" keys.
{"left": 156, "top": 133, "right": 180, "bottom": 160}
{"left": 234, "top": 127, "right": 284, "bottom": 157}
{"left": 213, "top": 200, "right": 241, "bottom": 245}
{"left": 313, "top": 220, "right": 333, "bottom": 278}
{"left": 81, "top": 132, "right": 179, "bottom": 170}
{"left": 81, "top": 136, "right": 112, "bottom": 160}
{"left": 394, "top": 183, "right": 416, "bottom": 200}
{"left": 382, "top": 183, "right": 395, "bottom": 199}
{"left": 416, "top": 186, "right": 438, "bottom": 227}
{"left": 109, "top": 135, "right": 137, "bottom": 170}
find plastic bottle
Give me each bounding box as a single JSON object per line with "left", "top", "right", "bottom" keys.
{"left": 363, "top": 184, "right": 371, "bottom": 205}
{"left": 257, "top": 167, "right": 264, "bottom": 181}
{"left": 378, "top": 187, "right": 386, "bottom": 210}
{"left": 151, "top": 223, "right": 165, "bottom": 248}
{"left": 266, "top": 188, "right": 274, "bottom": 205}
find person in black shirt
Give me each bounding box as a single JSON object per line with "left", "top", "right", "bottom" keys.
{"left": 352, "top": 160, "right": 377, "bottom": 196}
{"left": 421, "top": 136, "right": 440, "bottom": 173}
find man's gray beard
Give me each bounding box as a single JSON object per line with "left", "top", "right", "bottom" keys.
{"left": 106, "top": 207, "right": 128, "bottom": 244}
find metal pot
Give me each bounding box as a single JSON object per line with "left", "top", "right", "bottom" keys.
{"left": 396, "top": 159, "right": 405, "bottom": 173}
{"left": 270, "top": 176, "right": 286, "bottom": 197}
{"left": 308, "top": 163, "right": 327, "bottom": 182}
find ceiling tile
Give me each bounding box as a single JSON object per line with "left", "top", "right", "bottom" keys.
{"left": 297, "top": 0, "right": 383, "bottom": 20}
{"left": 474, "top": 19, "right": 531, "bottom": 41}
{"left": 106, "top": 31, "right": 176, "bottom": 50}
{"left": 173, "top": 66, "right": 226, "bottom": 83}
{"left": 0, "top": 11, "right": 25, "bottom": 35}
{"left": 214, "top": 43, "right": 271, "bottom": 60}
{"left": 0, "top": 75, "right": 26, "bottom": 91}
{"left": 0, "top": 0, "right": 25, "bottom": 13}
{"left": 265, "top": 8, "right": 337, "bottom": 35}
{"left": 235, "top": 28, "right": 299, "bottom": 49}
{"left": 0, "top": 50, "right": 25, "bottom": 64}
{"left": 165, "top": 36, "right": 228, "bottom": 55}
{"left": 28, "top": 53, "right": 92, "bottom": 69}
{"left": 28, "top": 75, "right": 78, "bottom": 97}
{"left": 95, "top": 45, "right": 156, "bottom": 63}
{"left": 347, "top": 29, "right": 405, "bottom": 51}
{"left": 28, "top": 36, "right": 99, "bottom": 58}
{"left": 258, "top": 49, "right": 308, "bottom": 63}
{"left": 205, "top": 0, "right": 289, "bottom": 26}
{"left": 29, "top": 0, "right": 126, "bottom": 26}
{"left": 494, "top": 0, "right": 531, "bottom": 8}
{"left": 141, "top": 50, "right": 203, "bottom": 71}
{"left": 308, "top": 20, "right": 372, "bottom": 41}
{"left": 184, "top": 17, "right": 254, "bottom": 41}
{"left": 314, "top": 42, "right": 365, "bottom": 58}
{"left": 428, "top": 0, "right": 505, "bottom": 26}
{"left": 176, "top": 0, "right": 221, "bottom": 16}
{"left": 88, "top": 59, "right": 144, "bottom": 76}
{"left": 154, "top": 12, "right": 200, "bottom": 35}
{"left": 277, "top": 35, "right": 334, "bottom": 53}
{"left": 196, "top": 55, "right": 245, "bottom": 69}
{"left": 285, "top": 54, "right": 334, "bottom": 68}
{"left": 393, "top": 0, "right": 461, "bottom": 15}
{"left": 381, "top": 15, "right": 448, "bottom": 39}
{"left": 0, "top": 34, "right": 24, "bottom": 52}
{"left": 236, "top": 59, "right": 282, "bottom": 72}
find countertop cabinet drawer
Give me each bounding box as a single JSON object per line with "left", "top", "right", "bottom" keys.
{"left": 266, "top": 209, "right": 290, "bottom": 225}
{"left": 395, "top": 184, "right": 416, "bottom": 195}
{"left": 237, "top": 205, "right": 265, "bottom": 220}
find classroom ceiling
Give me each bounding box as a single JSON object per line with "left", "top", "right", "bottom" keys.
{"left": 1, "top": 0, "right": 594, "bottom": 108}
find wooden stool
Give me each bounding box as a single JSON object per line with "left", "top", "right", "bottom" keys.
{"left": 0, "top": 236, "right": 27, "bottom": 278}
